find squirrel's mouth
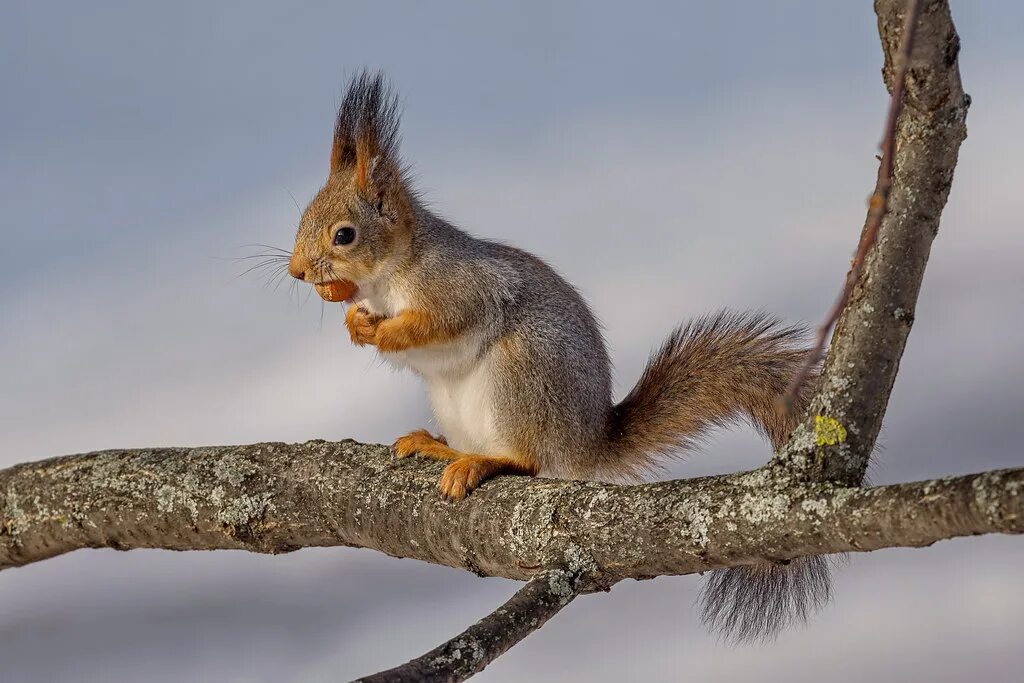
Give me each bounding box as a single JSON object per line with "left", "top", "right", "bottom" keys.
{"left": 314, "top": 280, "right": 358, "bottom": 303}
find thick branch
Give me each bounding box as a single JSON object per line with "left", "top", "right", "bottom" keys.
{"left": 3, "top": 442, "right": 1021, "bottom": 584}
{"left": 776, "top": 0, "right": 969, "bottom": 484}
{"left": 354, "top": 565, "right": 586, "bottom": 683}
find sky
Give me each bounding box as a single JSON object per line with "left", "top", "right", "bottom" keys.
{"left": 1, "top": 1, "right": 1023, "bottom": 681}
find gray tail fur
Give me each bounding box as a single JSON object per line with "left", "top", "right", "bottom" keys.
{"left": 607, "top": 310, "right": 831, "bottom": 642}
{"left": 699, "top": 557, "right": 832, "bottom": 643}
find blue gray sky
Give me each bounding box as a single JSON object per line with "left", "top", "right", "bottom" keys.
{"left": 1, "top": 1, "right": 1023, "bottom": 681}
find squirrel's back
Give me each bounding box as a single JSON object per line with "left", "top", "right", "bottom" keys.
{"left": 480, "top": 238, "right": 615, "bottom": 479}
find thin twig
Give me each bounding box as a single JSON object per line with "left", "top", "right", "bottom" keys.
{"left": 784, "top": 0, "right": 924, "bottom": 411}
{"left": 353, "top": 567, "right": 585, "bottom": 683}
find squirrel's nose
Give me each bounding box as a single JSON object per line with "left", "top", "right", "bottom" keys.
{"left": 288, "top": 256, "right": 307, "bottom": 281}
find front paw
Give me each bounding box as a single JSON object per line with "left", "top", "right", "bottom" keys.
{"left": 346, "top": 306, "right": 384, "bottom": 346}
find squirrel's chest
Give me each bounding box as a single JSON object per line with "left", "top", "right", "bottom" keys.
{"left": 359, "top": 286, "right": 507, "bottom": 454}
{"left": 379, "top": 328, "right": 487, "bottom": 378}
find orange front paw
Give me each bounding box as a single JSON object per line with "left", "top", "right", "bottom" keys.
{"left": 440, "top": 458, "right": 490, "bottom": 501}
{"left": 346, "top": 306, "right": 384, "bottom": 346}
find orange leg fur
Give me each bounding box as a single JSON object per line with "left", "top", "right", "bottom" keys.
{"left": 393, "top": 429, "right": 538, "bottom": 500}
{"left": 439, "top": 455, "right": 538, "bottom": 501}
{"left": 346, "top": 307, "right": 457, "bottom": 352}
{"left": 374, "top": 309, "right": 456, "bottom": 352}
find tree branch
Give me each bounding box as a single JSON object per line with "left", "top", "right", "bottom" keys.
{"left": 353, "top": 565, "right": 588, "bottom": 683}
{"left": 785, "top": 0, "right": 923, "bottom": 407}
{"left": 775, "top": 0, "right": 969, "bottom": 485}
{"left": 3, "top": 442, "right": 1021, "bottom": 584}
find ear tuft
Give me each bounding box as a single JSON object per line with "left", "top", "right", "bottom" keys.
{"left": 331, "top": 70, "right": 402, "bottom": 191}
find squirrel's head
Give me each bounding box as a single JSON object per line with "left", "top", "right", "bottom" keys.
{"left": 289, "top": 72, "right": 415, "bottom": 289}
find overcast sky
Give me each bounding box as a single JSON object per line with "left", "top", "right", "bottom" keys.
{"left": 1, "top": 1, "right": 1023, "bottom": 681}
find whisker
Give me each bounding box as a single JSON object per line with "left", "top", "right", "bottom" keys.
{"left": 229, "top": 243, "right": 293, "bottom": 284}
{"left": 237, "top": 258, "right": 291, "bottom": 280}
{"left": 239, "top": 256, "right": 290, "bottom": 270}
{"left": 285, "top": 189, "right": 303, "bottom": 218}
{"left": 262, "top": 264, "right": 291, "bottom": 290}
{"left": 231, "top": 252, "right": 291, "bottom": 263}
{"left": 271, "top": 269, "right": 291, "bottom": 293}
{"left": 240, "top": 243, "right": 292, "bottom": 254}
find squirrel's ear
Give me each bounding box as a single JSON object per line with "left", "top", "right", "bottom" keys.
{"left": 330, "top": 72, "right": 411, "bottom": 225}
{"left": 330, "top": 129, "right": 352, "bottom": 175}
{"left": 331, "top": 71, "right": 410, "bottom": 223}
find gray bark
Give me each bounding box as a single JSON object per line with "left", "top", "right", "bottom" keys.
{"left": 3, "top": 443, "right": 1021, "bottom": 586}
{"left": 354, "top": 566, "right": 588, "bottom": 683}
{"left": 774, "top": 0, "right": 969, "bottom": 484}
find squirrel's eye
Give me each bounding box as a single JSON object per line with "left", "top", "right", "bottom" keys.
{"left": 333, "top": 226, "right": 357, "bottom": 246}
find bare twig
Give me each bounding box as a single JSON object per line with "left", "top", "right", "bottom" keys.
{"left": 354, "top": 566, "right": 586, "bottom": 683}
{"left": 784, "top": 0, "right": 924, "bottom": 411}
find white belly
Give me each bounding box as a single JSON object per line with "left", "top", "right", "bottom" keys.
{"left": 427, "top": 360, "right": 507, "bottom": 454}
{"left": 379, "top": 333, "right": 509, "bottom": 457}
{"left": 352, "top": 285, "right": 507, "bottom": 455}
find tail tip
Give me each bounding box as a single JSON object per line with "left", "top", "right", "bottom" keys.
{"left": 698, "top": 556, "right": 832, "bottom": 644}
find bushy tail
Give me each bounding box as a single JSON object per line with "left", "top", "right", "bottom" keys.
{"left": 606, "top": 310, "right": 829, "bottom": 642}
{"left": 699, "top": 556, "right": 831, "bottom": 643}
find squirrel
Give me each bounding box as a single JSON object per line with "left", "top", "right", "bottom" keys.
{"left": 287, "top": 71, "right": 830, "bottom": 642}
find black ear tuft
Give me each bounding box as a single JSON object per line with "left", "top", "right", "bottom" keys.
{"left": 330, "top": 70, "right": 402, "bottom": 187}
